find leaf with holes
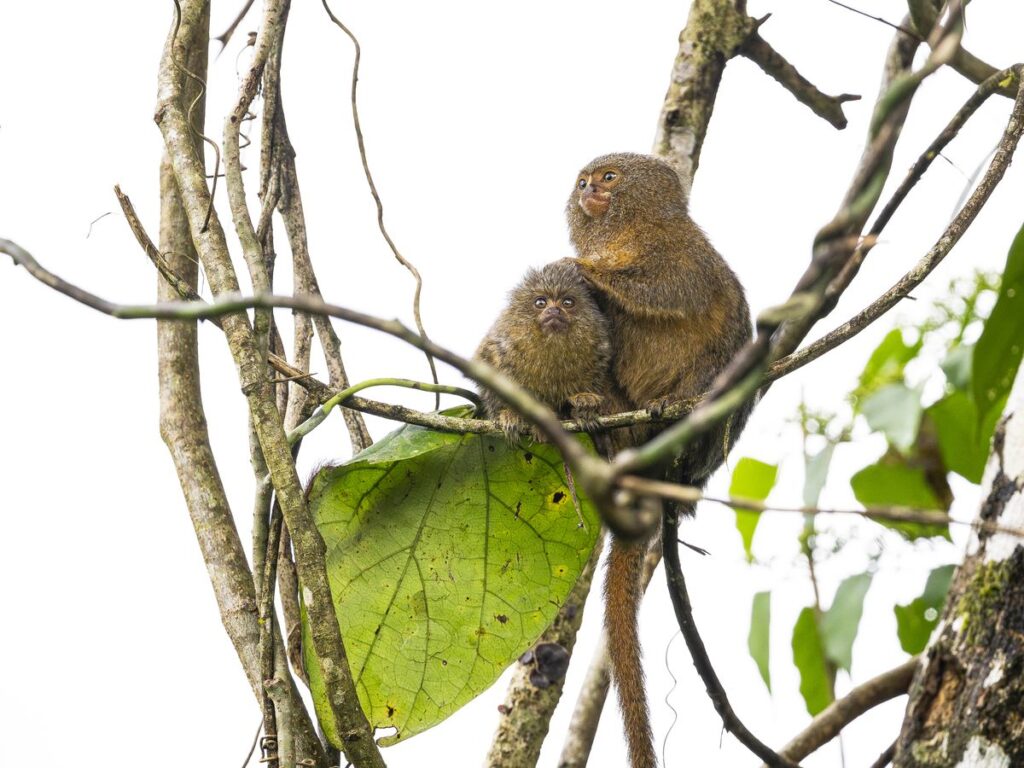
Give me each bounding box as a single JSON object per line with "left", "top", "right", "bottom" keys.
{"left": 301, "top": 416, "right": 600, "bottom": 747}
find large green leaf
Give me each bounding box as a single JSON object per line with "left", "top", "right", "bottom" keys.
{"left": 748, "top": 591, "right": 771, "bottom": 692}
{"left": 820, "top": 573, "right": 873, "bottom": 672}
{"left": 850, "top": 461, "right": 950, "bottom": 540}
{"left": 302, "top": 421, "right": 600, "bottom": 746}
{"left": 729, "top": 458, "right": 778, "bottom": 562}
{"left": 792, "top": 607, "right": 834, "bottom": 716}
{"left": 927, "top": 391, "right": 999, "bottom": 484}
{"left": 893, "top": 564, "right": 955, "bottom": 655}
{"left": 860, "top": 383, "right": 923, "bottom": 453}
{"left": 973, "top": 222, "right": 1024, "bottom": 425}
{"left": 854, "top": 329, "right": 922, "bottom": 405}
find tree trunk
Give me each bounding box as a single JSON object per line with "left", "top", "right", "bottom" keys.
{"left": 894, "top": 367, "right": 1024, "bottom": 767}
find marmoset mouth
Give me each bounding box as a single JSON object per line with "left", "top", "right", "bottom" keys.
{"left": 580, "top": 191, "right": 610, "bottom": 217}
{"left": 539, "top": 315, "right": 570, "bottom": 334}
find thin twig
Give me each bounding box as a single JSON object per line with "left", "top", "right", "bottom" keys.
{"left": 287, "top": 377, "right": 481, "bottom": 444}
{"left": 617, "top": 476, "right": 1024, "bottom": 540}
{"left": 823, "top": 0, "right": 923, "bottom": 41}
{"left": 215, "top": 0, "right": 257, "bottom": 51}
{"left": 868, "top": 740, "right": 897, "bottom": 768}
{"left": 320, "top": 0, "right": 441, "bottom": 407}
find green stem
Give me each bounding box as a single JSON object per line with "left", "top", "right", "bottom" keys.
{"left": 287, "top": 377, "right": 481, "bottom": 445}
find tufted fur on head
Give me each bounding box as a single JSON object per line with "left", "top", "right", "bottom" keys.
{"left": 474, "top": 259, "right": 613, "bottom": 441}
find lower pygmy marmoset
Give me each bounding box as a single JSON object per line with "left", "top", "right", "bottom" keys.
{"left": 567, "top": 152, "right": 753, "bottom": 768}
{"left": 474, "top": 259, "right": 612, "bottom": 444}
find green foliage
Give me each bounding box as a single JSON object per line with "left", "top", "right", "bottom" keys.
{"left": 792, "top": 607, "right": 834, "bottom": 716}
{"left": 894, "top": 564, "right": 955, "bottom": 654}
{"left": 729, "top": 458, "right": 778, "bottom": 562}
{"left": 747, "top": 591, "right": 771, "bottom": 692}
{"left": 820, "top": 573, "right": 872, "bottom": 672}
{"left": 753, "top": 258, "right": 1014, "bottom": 723}
{"left": 803, "top": 443, "right": 835, "bottom": 509}
{"left": 926, "top": 391, "right": 999, "bottom": 484}
{"left": 973, "top": 222, "right": 1024, "bottom": 426}
{"left": 850, "top": 461, "right": 949, "bottom": 540}
{"left": 302, "top": 419, "right": 600, "bottom": 746}
{"left": 859, "top": 383, "right": 924, "bottom": 453}
{"left": 939, "top": 344, "right": 972, "bottom": 391}
{"left": 852, "top": 329, "right": 922, "bottom": 406}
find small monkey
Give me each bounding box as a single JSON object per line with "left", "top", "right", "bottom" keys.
{"left": 475, "top": 259, "right": 612, "bottom": 444}
{"left": 567, "top": 152, "right": 753, "bottom": 768}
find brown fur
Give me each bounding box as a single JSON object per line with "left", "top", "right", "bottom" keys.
{"left": 474, "top": 259, "right": 612, "bottom": 443}
{"left": 567, "top": 153, "right": 753, "bottom": 768}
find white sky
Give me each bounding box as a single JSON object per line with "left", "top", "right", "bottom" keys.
{"left": 1, "top": 2, "right": 1022, "bottom": 766}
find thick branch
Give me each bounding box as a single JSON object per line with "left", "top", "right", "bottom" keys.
{"left": 155, "top": 3, "right": 383, "bottom": 764}
{"left": 652, "top": 0, "right": 756, "bottom": 186}
{"left": 151, "top": 4, "right": 322, "bottom": 762}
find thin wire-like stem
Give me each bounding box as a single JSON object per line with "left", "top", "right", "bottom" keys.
{"left": 320, "top": 0, "right": 441, "bottom": 408}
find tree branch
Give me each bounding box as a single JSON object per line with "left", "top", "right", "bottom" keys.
{"left": 768, "top": 65, "right": 1024, "bottom": 382}
{"left": 740, "top": 29, "right": 860, "bottom": 129}
{"left": 150, "top": 4, "right": 323, "bottom": 762}
{"left": 155, "top": 3, "right": 384, "bottom": 764}
{"left": 765, "top": 658, "right": 918, "bottom": 766}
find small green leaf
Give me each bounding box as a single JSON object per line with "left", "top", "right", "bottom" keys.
{"left": 860, "top": 383, "right": 923, "bottom": 452}
{"left": 729, "top": 458, "right": 778, "bottom": 562}
{"left": 792, "top": 607, "right": 834, "bottom": 716}
{"left": 854, "top": 329, "right": 922, "bottom": 404}
{"left": 820, "top": 573, "right": 873, "bottom": 672}
{"left": 893, "top": 565, "right": 955, "bottom": 654}
{"left": 748, "top": 591, "right": 771, "bottom": 692}
{"left": 803, "top": 444, "right": 835, "bottom": 509}
{"left": 850, "top": 461, "right": 950, "bottom": 540}
{"left": 973, "top": 223, "right": 1024, "bottom": 426}
{"left": 940, "top": 344, "right": 973, "bottom": 391}
{"left": 927, "top": 392, "right": 999, "bottom": 484}
{"left": 302, "top": 423, "right": 600, "bottom": 746}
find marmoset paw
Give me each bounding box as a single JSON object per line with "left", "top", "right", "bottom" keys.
{"left": 568, "top": 392, "right": 604, "bottom": 431}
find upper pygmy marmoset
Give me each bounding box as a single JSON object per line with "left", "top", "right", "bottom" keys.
{"left": 567, "top": 152, "right": 753, "bottom": 768}
{"left": 567, "top": 151, "right": 752, "bottom": 478}
{"left": 474, "top": 259, "right": 612, "bottom": 443}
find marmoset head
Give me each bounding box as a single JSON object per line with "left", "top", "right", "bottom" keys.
{"left": 511, "top": 260, "right": 600, "bottom": 336}
{"left": 566, "top": 152, "right": 688, "bottom": 232}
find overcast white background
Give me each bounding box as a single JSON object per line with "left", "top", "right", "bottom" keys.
{"left": 1, "top": 2, "right": 1022, "bottom": 766}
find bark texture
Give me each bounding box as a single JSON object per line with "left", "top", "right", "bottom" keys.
{"left": 894, "top": 368, "right": 1024, "bottom": 767}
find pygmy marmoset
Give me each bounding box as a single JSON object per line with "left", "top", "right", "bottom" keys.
{"left": 567, "top": 152, "right": 753, "bottom": 768}
{"left": 474, "top": 259, "right": 612, "bottom": 444}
